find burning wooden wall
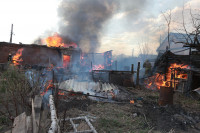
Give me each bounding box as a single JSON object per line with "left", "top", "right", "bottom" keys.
{"left": 0, "top": 42, "right": 81, "bottom": 68}
{"left": 146, "top": 51, "right": 200, "bottom": 92}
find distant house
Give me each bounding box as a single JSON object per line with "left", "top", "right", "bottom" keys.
{"left": 157, "top": 33, "right": 199, "bottom": 55}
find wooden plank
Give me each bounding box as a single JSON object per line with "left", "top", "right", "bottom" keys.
{"left": 26, "top": 116, "right": 32, "bottom": 133}
{"left": 131, "top": 64, "right": 134, "bottom": 74}
{"left": 70, "top": 118, "right": 77, "bottom": 132}
{"left": 136, "top": 62, "right": 140, "bottom": 87}
{"left": 33, "top": 95, "right": 42, "bottom": 133}
{"left": 4, "top": 130, "right": 11, "bottom": 133}
{"left": 34, "top": 95, "right": 43, "bottom": 108}
{"left": 12, "top": 112, "right": 27, "bottom": 133}
{"left": 32, "top": 99, "right": 37, "bottom": 133}
{"left": 84, "top": 116, "right": 97, "bottom": 133}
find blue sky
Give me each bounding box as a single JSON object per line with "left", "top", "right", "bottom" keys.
{"left": 0, "top": 0, "right": 199, "bottom": 56}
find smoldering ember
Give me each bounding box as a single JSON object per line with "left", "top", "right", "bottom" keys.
{"left": 0, "top": 1, "right": 200, "bottom": 133}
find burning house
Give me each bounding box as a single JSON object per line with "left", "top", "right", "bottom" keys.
{"left": 0, "top": 41, "right": 81, "bottom": 71}
{"left": 143, "top": 32, "right": 200, "bottom": 105}
{"left": 153, "top": 51, "right": 200, "bottom": 91}
{"left": 145, "top": 32, "right": 200, "bottom": 90}
{"left": 145, "top": 49, "right": 200, "bottom": 106}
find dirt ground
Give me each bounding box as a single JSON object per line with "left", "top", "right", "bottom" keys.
{"left": 57, "top": 87, "right": 200, "bottom": 133}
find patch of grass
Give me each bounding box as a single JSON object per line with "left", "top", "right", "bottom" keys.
{"left": 99, "top": 118, "right": 123, "bottom": 128}
{"left": 147, "top": 95, "right": 159, "bottom": 100}
{"left": 174, "top": 93, "right": 200, "bottom": 110}
{"left": 97, "top": 116, "right": 150, "bottom": 133}
{"left": 97, "top": 118, "right": 124, "bottom": 133}
{"left": 0, "top": 125, "right": 4, "bottom": 131}
{"left": 115, "top": 112, "right": 124, "bottom": 118}
{"left": 0, "top": 116, "right": 7, "bottom": 124}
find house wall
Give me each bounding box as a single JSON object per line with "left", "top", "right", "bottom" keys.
{"left": 0, "top": 42, "right": 63, "bottom": 67}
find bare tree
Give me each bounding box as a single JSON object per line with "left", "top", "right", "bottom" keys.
{"left": 138, "top": 42, "right": 154, "bottom": 62}
{"left": 177, "top": 6, "right": 200, "bottom": 51}
{"left": 162, "top": 10, "right": 172, "bottom": 50}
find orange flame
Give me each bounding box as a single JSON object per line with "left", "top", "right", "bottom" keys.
{"left": 145, "top": 63, "right": 188, "bottom": 90}
{"left": 130, "top": 100, "right": 135, "bottom": 104}
{"left": 40, "top": 80, "right": 65, "bottom": 96}
{"left": 40, "top": 80, "right": 54, "bottom": 96}
{"left": 58, "top": 91, "right": 65, "bottom": 96}
{"left": 12, "top": 48, "right": 24, "bottom": 66}
{"left": 93, "top": 64, "right": 104, "bottom": 70}
{"left": 63, "top": 55, "right": 70, "bottom": 68}
{"left": 44, "top": 33, "right": 77, "bottom": 48}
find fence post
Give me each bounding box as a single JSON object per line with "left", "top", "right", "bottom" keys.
{"left": 136, "top": 62, "right": 140, "bottom": 87}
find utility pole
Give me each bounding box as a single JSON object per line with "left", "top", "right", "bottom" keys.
{"left": 10, "top": 24, "right": 13, "bottom": 43}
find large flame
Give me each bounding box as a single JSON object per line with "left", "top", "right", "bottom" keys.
{"left": 145, "top": 63, "right": 188, "bottom": 90}
{"left": 44, "top": 33, "right": 77, "bottom": 48}
{"left": 12, "top": 48, "right": 24, "bottom": 66}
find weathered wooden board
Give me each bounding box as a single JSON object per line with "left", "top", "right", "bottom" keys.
{"left": 26, "top": 116, "right": 32, "bottom": 133}
{"left": 32, "top": 95, "right": 42, "bottom": 133}
{"left": 12, "top": 112, "right": 27, "bottom": 133}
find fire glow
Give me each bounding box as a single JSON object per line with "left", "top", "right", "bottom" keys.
{"left": 40, "top": 80, "right": 66, "bottom": 96}
{"left": 92, "top": 64, "right": 104, "bottom": 70}
{"left": 63, "top": 55, "right": 70, "bottom": 68}
{"left": 12, "top": 48, "right": 24, "bottom": 66}
{"left": 130, "top": 100, "right": 135, "bottom": 104}
{"left": 44, "top": 33, "right": 77, "bottom": 48}
{"left": 40, "top": 80, "right": 54, "bottom": 96}
{"left": 145, "top": 63, "right": 188, "bottom": 90}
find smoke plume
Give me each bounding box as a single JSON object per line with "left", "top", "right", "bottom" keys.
{"left": 57, "top": 0, "right": 148, "bottom": 53}
{"left": 58, "top": 0, "right": 117, "bottom": 53}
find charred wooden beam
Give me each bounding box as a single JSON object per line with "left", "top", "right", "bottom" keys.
{"left": 136, "top": 62, "right": 140, "bottom": 87}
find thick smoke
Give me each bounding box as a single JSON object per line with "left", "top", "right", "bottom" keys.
{"left": 119, "top": 0, "right": 148, "bottom": 23}
{"left": 58, "top": 0, "right": 118, "bottom": 53}
{"left": 57, "top": 0, "right": 148, "bottom": 53}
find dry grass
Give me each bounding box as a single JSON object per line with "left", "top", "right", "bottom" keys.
{"left": 58, "top": 87, "right": 200, "bottom": 133}
{"left": 58, "top": 101, "right": 151, "bottom": 133}
{"left": 173, "top": 92, "right": 200, "bottom": 112}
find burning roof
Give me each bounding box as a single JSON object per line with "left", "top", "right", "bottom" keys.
{"left": 43, "top": 33, "right": 77, "bottom": 48}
